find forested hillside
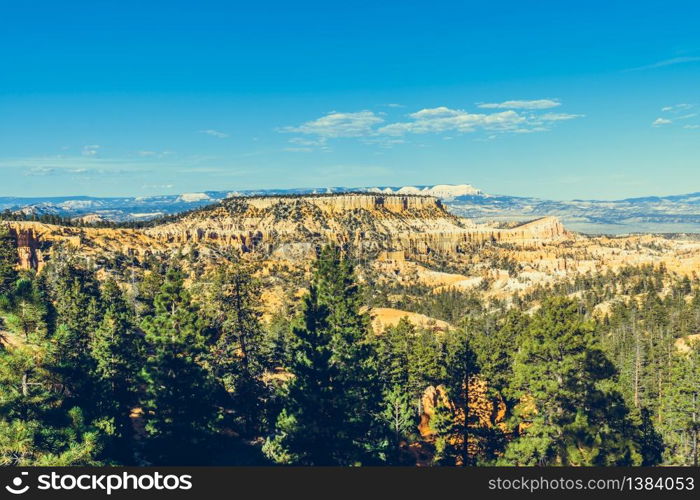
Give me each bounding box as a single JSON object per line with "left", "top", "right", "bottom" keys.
{"left": 0, "top": 223, "right": 698, "bottom": 466}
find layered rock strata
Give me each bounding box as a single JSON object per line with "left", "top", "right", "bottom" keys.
{"left": 4, "top": 194, "right": 570, "bottom": 270}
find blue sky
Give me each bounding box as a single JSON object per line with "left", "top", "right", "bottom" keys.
{"left": 1, "top": 0, "right": 699, "bottom": 199}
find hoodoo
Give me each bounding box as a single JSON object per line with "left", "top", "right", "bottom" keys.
{"left": 4, "top": 193, "right": 571, "bottom": 270}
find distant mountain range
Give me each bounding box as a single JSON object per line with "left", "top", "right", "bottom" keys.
{"left": 2, "top": 184, "right": 699, "bottom": 234}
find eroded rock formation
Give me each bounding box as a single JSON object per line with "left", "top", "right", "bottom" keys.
{"left": 143, "top": 194, "right": 570, "bottom": 257}
{"left": 9, "top": 194, "right": 696, "bottom": 285}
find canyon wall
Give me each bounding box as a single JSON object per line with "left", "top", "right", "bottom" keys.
{"left": 144, "top": 195, "right": 570, "bottom": 256}
{"left": 4, "top": 195, "right": 571, "bottom": 270}
{"left": 243, "top": 194, "right": 443, "bottom": 213}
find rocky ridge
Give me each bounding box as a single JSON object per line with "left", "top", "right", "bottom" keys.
{"left": 5, "top": 193, "right": 700, "bottom": 310}
{"left": 5, "top": 193, "right": 569, "bottom": 271}
{"left": 143, "top": 194, "right": 569, "bottom": 256}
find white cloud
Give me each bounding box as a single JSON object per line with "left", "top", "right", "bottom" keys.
{"left": 652, "top": 118, "right": 672, "bottom": 127}
{"left": 654, "top": 105, "right": 698, "bottom": 129}
{"left": 409, "top": 106, "right": 462, "bottom": 118}
{"left": 82, "top": 144, "right": 100, "bottom": 157}
{"left": 24, "top": 166, "right": 57, "bottom": 176}
{"left": 661, "top": 103, "right": 694, "bottom": 112}
{"left": 628, "top": 56, "right": 700, "bottom": 72}
{"left": 0, "top": 153, "right": 206, "bottom": 178}
{"left": 137, "top": 150, "right": 175, "bottom": 158}
{"left": 283, "top": 111, "right": 383, "bottom": 138}
{"left": 538, "top": 113, "right": 583, "bottom": 121}
{"left": 283, "top": 147, "right": 314, "bottom": 153}
{"left": 684, "top": 124, "right": 700, "bottom": 129}
{"left": 199, "top": 129, "right": 229, "bottom": 138}
{"left": 289, "top": 137, "right": 328, "bottom": 147}
{"left": 361, "top": 137, "right": 407, "bottom": 148}
{"left": 377, "top": 108, "right": 530, "bottom": 136}
{"left": 477, "top": 99, "right": 561, "bottom": 110}
{"left": 281, "top": 102, "right": 581, "bottom": 146}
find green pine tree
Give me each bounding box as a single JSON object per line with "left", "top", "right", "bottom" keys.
{"left": 90, "top": 279, "right": 143, "bottom": 462}
{"left": 380, "top": 385, "right": 414, "bottom": 464}
{"left": 140, "top": 268, "right": 222, "bottom": 464}
{"left": 659, "top": 343, "right": 700, "bottom": 465}
{"left": 0, "top": 224, "right": 18, "bottom": 298}
{"left": 198, "top": 263, "right": 267, "bottom": 435}
{"left": 3, "top": 278, "right": 49, "bottom": 342}
{"left": 503, "top": 298, "right": 650, "bottom": 466}
{"left": 264, "top": 246, "right": 383, "bottom": 465}
{"left": 0, "top": 296, "right": 101, "bottom": 465}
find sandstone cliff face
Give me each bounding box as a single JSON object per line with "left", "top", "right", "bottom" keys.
{"left": 5, "top": 222, "right": 77, "bottom": 271}
{"left": 243, "top": 193, "right": 442, "bottom": 213}
{"left": 143, "top": 194, "right": 569, "bottom": 257}
{"left": 4, "top": 221, "right": 165, "bottom": 271}
{"left": 4, "top": 194, "right": 571, "bottom": 271}
{"left": 6, "top": 195, "right": 700, "bottom": 300}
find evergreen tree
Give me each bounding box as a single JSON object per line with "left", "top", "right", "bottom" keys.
{"left": 407, "top": 329, "right": 445, "bottom": 402}
{"left": 0, "top": 224, "right": 18, "bottom": 298}
{"left": 90, "top": 279, "right": 143, "bottom": 462}
{"left": 468, "top": 310, "right": 528, "bottom": 397}
{"left": 429, "top": 330, "right": 499, "bottom": 465}
{"left": 0, "top": 296, "right": 101, "bottom": 465}
{"left": 2, "top": 278, "right": 49, "bottom": 342}
{"left": 45, "top": 261, "right": 103, "bottom": 407}
{"left": 140, "top": 268, "right": 222, "bottom": 464}
{"left": 199, "top": 264, "right": 267, "bottom": 435}
{"left": 375, "top": 318, "right": 414, "bottom": 394}
{"left": 503, "top": 298, "right": 651, "bottom": 466}
{"left": 380, "top": 385, "right": 414, "bottom": 464}
{"left": 659, "top": 343, "right": 700, "bottom": 465}
{"left": 634, "top": 407, "right": 665, "bottom": 466}
{"left": 264, "top": 246, "right": 383, "bottom": 465}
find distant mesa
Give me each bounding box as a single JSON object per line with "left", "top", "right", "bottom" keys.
{"left": 72, "top": 213, "right": 107, "bottom": 224}
{"left": 3, "top": 184, "right": 700, "bottom": 235}
{"left": 368, "top": 184, "right": 483, "bottom": 200}
{"left": 176, "top": 192, "right": 213, "bottom": 203}
{"left": 3, "top": 192, "right": 571, "bottom": 272}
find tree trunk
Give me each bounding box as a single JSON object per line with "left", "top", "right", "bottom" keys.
{"left": 21, "top": 371, "right": 29, "bottom": 397}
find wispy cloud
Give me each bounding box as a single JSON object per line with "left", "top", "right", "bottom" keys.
{"left": 24, "top": 166, "right": 57, "bottom": 176}
{"left": 137, "top": 150, "right": 175, "bottom": 158}
{"left": 283, "top": 147, "right": 315, "bottom": 153}
{"left": 288, "top": 137, "right": 329, "bottom": 147}
{"left": 22, "top": 165, "right": 140, "bottom": 177}
{"left": 377, "top": 106, "right": 581, "bottom": 136}
{"left": 627, "top": 56, "right": 700, "bottom": 72}
{"left": 655, "top": 104, "right": 699, "bottom": 129}
{"left": 538, "top": 112, "right": 582, "bottom": 121}
{"left": 199, "top": 129, "right": 229, "bottom": 138}
{"left": 282, "top": 111, "right": 383, "bottom": 138}
{"left": 82, "top": 144, "right": 101, "bottom": 157}
{"left": 652, "top": 118, "right": 672, "bottom": 127}
{"left": 661, "top": 103, "right": 694, "bottom": 112}
{"left": 378, "top": 108, "right": 527, "bottom": 135}
{"left": 281, "top": 101, "right": 582, "bottom": 149}
{"left": 0, "top": 153, "right": 199, "bottom": 178}
{"left": 477, "top": 99, "right": 561, "bottom": 110}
